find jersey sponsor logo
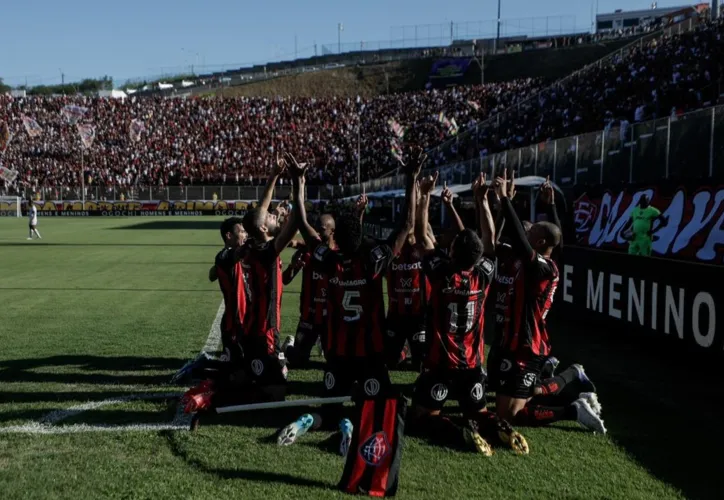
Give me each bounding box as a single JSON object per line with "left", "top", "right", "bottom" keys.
{"left": 443, "top": 287, "right": 482, "bottom": 297}
{"left": 399, "top": 278, "right": 413, "bottom": 288}
{"left": 496, "top": 275, "right": 515, "bottom": 285}
{"left": 391, "top": 261, "right": 422, "bottom": 271}
{"left": 428, "top": 257, "right": 443, "bottom": 270}
{"left": 329, "top": 277, "right": 367, "bottom": 287}
{"left": 430, "top": 383, "right": 449, "bottom": 402}
{"left": 312, "top": 272, "right": 325, "bottom": 280}
{"left": 359, "top": 431, "right": 391, "bottom": 467}
{"left": 363, "top": 378, "right": 381, "bottom": 396}
{"left": 470, "top": 383, "right": 484, "bottom": 402}
{"left": 250, "top": 359, "right": 264, "bottom": 376}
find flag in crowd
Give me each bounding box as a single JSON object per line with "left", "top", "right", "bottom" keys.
{"left": 0, "top": 121, "right": 12, "bottom": 153}
{"left": 0, "top": 164, "right": 18, "bottom": 182}
{"left": 129, "top": 119, "right": 146, "bottom": 142}
{"left": 387, "top": 119, "right": 405, "bottom": 139}
{"left": 437, "top": 112, "right": 459, "bottom": 136}
{"left": 467, "top": 100, "right": 480, "bottom": 111}
{"left": 77, "top": 123, "right": 96, "bottom": 149}
{"left": 390, "top": 138, "right": 403, "bottom": 163}
{"left": 61, "top": 105, "right": 89, "bottom": 125}
{"left": 21, "top": 115, "right": 42, "bottom": 138}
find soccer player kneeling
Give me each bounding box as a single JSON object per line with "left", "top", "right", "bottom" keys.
{"left": 276, "top": 150, "right": 423, "bottom": 456}
{"left": 407, "top": 173, "right": 528, "bottom": 456}
{"left": 493, "top": 172, "right": 605, "bottom": 434}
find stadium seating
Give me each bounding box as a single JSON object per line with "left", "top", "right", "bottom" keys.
{"left": 1, "top": 18, "right": 721, "bottom": 197}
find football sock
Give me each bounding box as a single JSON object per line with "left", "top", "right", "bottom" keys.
{"left": 535, "top": 365, "right": 580, "bottom": 396}
{"left": 410, "top": 414, "right": 473, "bottom": 451}
{"left": 513, "top": 404, "right": 577, "bottom": 426}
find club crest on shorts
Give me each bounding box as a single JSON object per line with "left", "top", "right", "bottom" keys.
{"left": 523, "top": 372, "right": 536, "bottom": 387}
{"left": 250, "top": 359, "right": 264, "bottom": 376}
{"left": 363, "top": 378, "right": 380, "bottom": 396}
{"left": 500, "top": 359, "right": 512, "bottom": 372}
{"left": 470, "top": 382, "right": 484, "bottom": 402}
{"left": 430, "top": 383, "right": 448, "bottom": 402}
{"left": 324, "top": 372, "right": 335, "bottom": 389}
{"left": 359, "top": 431, "right": 391, "bottom": 467}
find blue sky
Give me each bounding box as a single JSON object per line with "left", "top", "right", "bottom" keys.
{"left": 0, "top": 0, "right": 694, "bottom": 87}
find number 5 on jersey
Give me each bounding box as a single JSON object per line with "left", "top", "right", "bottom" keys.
{"left": 342, "top": 291, "right": 363, "bottom": 322}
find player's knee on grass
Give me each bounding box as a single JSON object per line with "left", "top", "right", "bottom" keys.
{"left": 495, "top": 395, "right": 528, "bottom": 421}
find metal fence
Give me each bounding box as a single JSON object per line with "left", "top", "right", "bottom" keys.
{"left": 356, "top": 105, "right": 724, "bottom": 196}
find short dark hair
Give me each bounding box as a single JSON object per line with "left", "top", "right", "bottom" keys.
{"left": 220, "top": 216, "right": 244, "bottom": 241}
{"left": 334, "top": 210, "right": 363, "bottom": 253}
{"left": 451, "top": 229, "right": 484, "bottom": 270}
{"left": 242, "top": 208, "right": 265, "bottom": 240}
{"left": 538, "top": 221, "right": 562, "bottom": 248}
{"left": 522, "top": 220, "right": 533, "bottom": 232}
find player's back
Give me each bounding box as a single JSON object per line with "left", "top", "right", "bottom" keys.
{"left": 243, "top": 240, "right": 283, "bottom": 351}
{"left": 312, "top": 241, "right": 393, "bottom": 359}
{"left": 298, "top": 250, "right": 328, "bottom": 325}
{"left": 494, "top": 247, "right": 559, "bottom": 357}
{"left": 386, "top": 242, "right": 429, "bottom": 318}
{"left": 214, "top": 246, "right": 248, "bottom": 335}
{"left": 423, "top": 251, "right": 495, "bottom": 370}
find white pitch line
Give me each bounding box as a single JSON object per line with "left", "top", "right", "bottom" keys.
{"left": 0, "top": 301, "right": 225, "bottom": 435}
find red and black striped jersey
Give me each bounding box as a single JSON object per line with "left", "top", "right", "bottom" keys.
{"left": 494, "top": 246, "right": 559, "bottom": 357}
{"left": 386, "top": 243, "right": 430, "bottom": 318}
{"left": 294, "top": 249, "right": 329, "bottom": 326}
{"left": 422, "top": 250, "right": 495, "bottom": 370}
{"left": 312, "top": 240, "right": 394, "bottom": 359}
{"left": 215, "top": 245, "right": 250, "bottom": 337}
{"left": 242, "top": 240, "right": 283, "bottom": 354}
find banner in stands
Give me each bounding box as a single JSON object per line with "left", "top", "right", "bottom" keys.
{"left": 560, "top": 246, "right": 721, "bottom": 353}
{"left": 573, "top": 184, "right": 723, "bottom": 264}
{"left": 0, "top": 200, "right": 319, "bottom": 217}
{"left": 428, "top": 58, "right": 472, "bottom": 85}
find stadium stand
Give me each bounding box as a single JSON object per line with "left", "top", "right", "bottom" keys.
{"left": 0, "top": 14, "right": 720, "bottom": 200}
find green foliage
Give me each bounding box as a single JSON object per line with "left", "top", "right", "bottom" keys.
{"left": 26, "top": 76, "right": 113, "bottom": 96}
{"left": 0, "top": 78, "right": 11, "bottom": 93}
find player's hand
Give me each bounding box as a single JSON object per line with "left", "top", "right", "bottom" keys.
{"left": 441, "top": 182, "right": 454, "bottom": 206}
{"left": 291, "top": 250, "right": 305, "bottom": 269}
{"left": 284, "top": 152, "right": 308, "bottom": 179}
{"left": 507, "top": 169, "right": 517, "bottom": 200}
{"left": 208, "top": 266, "right": 218, "bottom": 282}
{"left": 398, "top": 145, "right": 427, "bottom": 178}
{"left": 419, "top": 171, "right": 439, "bottom": 196}
{"left": 540, "top": 176, "right": 554, "bottom": 205}
{"left": 355, "top": 187, "right": 369, "bottom": 214}
{"left": 494, "top": 169, "right": 508, "bottom": 199}
{"left": 273, "top": 154, "right": 288, "bottom": 177}
{"left": 472, "top": 173, "right": 489, "bottom": 203}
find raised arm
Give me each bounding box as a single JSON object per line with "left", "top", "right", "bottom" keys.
{"left": 539, "top": 177, "right": 562, "bottom": 249}
{"left": 282, "top": 248, "right": 306, "bottom": 285}
{"left": 416, "top": 173, "right": 439, "bottom": 252}
{"left": 388, "top": 149, "right": 425, "bottom": 255}
{"left": 287, "top": 153, "right": 321, "bottom": 250}
{"left": 495, "top": 170, "right": 535, "bottom": 261}
{"left": 441, "top": 182, "right": 465, "bottom": 233}
{"left": 472, "top": 173, "right": 496, "bottom": 256}
{"left": 259, "top": 156, "right": 287, "bottom": 212}
{"left": 355, "top": 187, "right": 368, "bottom": 224}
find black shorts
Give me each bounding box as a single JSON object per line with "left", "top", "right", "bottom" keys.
{"left": 385, "top": 315, "right": 426, "bottom": 362}
{"left": 496, "top": 352, "right": 547, "bottom": 399}
{"left": 286, "top": 319, "right": 324, "bottom": 366}
{"left": 413, "top": 368, "right": 487, "bottom": 413}
{"left": 242, "top": 337, "right": 288, "bottom": 386}
{"left": 220, "top": 328, "right": 244, "bottom": 365}
{"left": 322, "top": 357, "right": 392, "bottom": 398}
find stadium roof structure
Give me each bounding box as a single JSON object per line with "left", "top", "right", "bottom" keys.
{"left": 596, "top": 4, "right": 704, "bottom": 22}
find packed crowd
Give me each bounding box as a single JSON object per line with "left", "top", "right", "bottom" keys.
{"left": 446, "top": 17, "right": 723, "bottom": 162}
{"left": 1, "top": 17, "right": 721, "bottom": 196}
{"left": 0, "top": 79, "right": 541, "bottom": 195}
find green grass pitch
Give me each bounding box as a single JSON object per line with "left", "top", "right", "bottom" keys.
{"left": 0, "top": 217, "right": 718, "bottom": 499}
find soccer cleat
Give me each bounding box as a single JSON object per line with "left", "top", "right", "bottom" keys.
{"left": 573, "top": 398, "right": 607, "bottom": 434}
{"left": 282, "top": 335, "right": 295, "bottom": 351}
{"left": 26, "top": 237, "right": 32, "bottom": 240}
{"left": 181, "top": 380, "right": 216, "bottom": 414}
{"left": 541, "top": 356, "right": 560, "bottom": 379}
{"left": 572, "top": 364, "right": 597, "bottom": 394}
{"left": 277, "top": 413, "right": 315, "bottom": 446}
{"left": 496, "top": 417, "right": 530, "bottom": 455}
{"left": 315, "top": 337, "right": 325, "bottom": 360}
{"left": 171, "top": 352, "right": 213, "bottom": 384}
{"left": 466, "top": 420, "right": 494, "bottom": 456}
{"left": 339, "top": 418, "right": 354, "bottom": 456}
{"left": 579, "top": 392, "right": 602, "bottom": 416}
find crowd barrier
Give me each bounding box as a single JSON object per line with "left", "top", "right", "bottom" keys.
{"left": 558, "top": 246, "right": 721, "bottom": 354}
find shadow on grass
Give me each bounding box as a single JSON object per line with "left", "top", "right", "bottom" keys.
{"left": 163, "top": 430, "right": 334, "bottom": 490}
{"left": 0, "top": 355, "right": 184, "bottom": 386}
{"left": 111, "top": 221, "right": 222, "bottom": 231}
{"left": 546, "top": 312, "right": 722, "bottom": 500}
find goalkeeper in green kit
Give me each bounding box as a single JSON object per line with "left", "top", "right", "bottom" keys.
{"left": 627, "top": 195, "right": 667, "bottom": 257}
